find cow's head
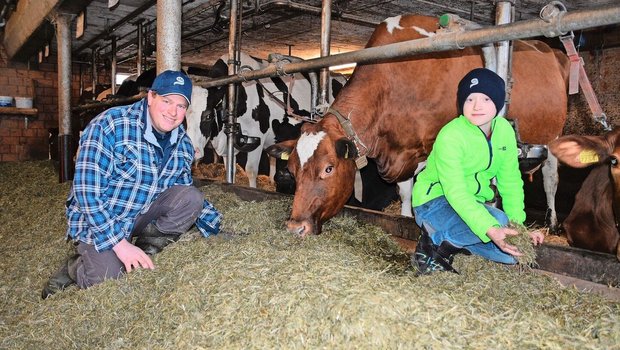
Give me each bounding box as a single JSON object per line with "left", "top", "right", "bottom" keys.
{"left": 267, "top": 118, "right": 358, "bottom": 236}
{"left": 549, "top": 127, "right": 620, "bottom": 259}
{"left": 185, "top": 58, "right": 248, "bottom": 160}
{"left": 549, "top": 127, "right": 620, "bottom": 191}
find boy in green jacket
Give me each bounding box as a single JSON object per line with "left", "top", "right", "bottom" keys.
{"left": 411, "top": 68, "right": 544, "bottom": 274}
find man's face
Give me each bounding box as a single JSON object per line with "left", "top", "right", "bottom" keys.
{"left": 147, "top": 91, "right": 189, "bottom": 133}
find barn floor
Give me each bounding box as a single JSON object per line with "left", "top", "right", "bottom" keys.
{"left": 1, "top": 161, "right": 619, "bottom": 349}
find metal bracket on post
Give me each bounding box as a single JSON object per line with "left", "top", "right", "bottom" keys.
{"left": 559, "top": 31, "right": 612, "bottom": 131}
{"left": 539, "top": 1, "right": 568, "bottom": 37}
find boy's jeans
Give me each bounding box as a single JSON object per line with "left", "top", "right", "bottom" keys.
{"left": 413, "top": 196, "right": 516, "bottom": 264}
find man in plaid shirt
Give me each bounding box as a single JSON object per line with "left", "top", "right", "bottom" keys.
{"left": 42, "top": 70, "right": 222, "bottom": 298}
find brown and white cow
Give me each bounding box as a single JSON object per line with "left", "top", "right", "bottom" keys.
{"left": 549, "top": 128, "right": 620, "bottom": 260}
{"left": 267, "top": 14, "right": 569, "bottom": 236}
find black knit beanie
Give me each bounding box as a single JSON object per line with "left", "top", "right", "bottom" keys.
{"left": 457, "top": 68, "right": 506, "bottom": 115}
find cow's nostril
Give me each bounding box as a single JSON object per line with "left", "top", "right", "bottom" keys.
{"left": 294, "top": 225, "right": 305, "bottom": 235}
{"left": 286, "top": 220, "right": 306, "bottom": 236}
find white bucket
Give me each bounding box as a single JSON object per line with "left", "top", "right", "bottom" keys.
{"left": 15, "top": 97, "right": 33, "bottom": 109}
{"left": 0, "top": 96, "right": 12, "bottom": 107}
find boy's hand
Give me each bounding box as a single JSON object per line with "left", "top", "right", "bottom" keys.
{"left": 528, "top": 229, "right": 545, "bottom": 245}
{"left": 486, "top": 226, "right": 523, "bottom": 257}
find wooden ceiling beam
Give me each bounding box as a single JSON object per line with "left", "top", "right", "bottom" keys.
{"left": 2, "top": 0, "right": 92, "bottom": 62}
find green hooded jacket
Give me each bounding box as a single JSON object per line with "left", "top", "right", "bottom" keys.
{"left": 411, "top": 115, "right": 526, "bottom": 243}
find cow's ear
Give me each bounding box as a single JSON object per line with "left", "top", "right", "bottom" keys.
{"left": 549, "top": 135, "right": 607, "bottom": 168}
{"left": 266, "top": 140, "right": 297, "bottom": 160}
{"left": 335, "top": 138, "right": 358, "bottom": 159}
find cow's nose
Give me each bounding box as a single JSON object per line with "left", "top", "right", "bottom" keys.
{"left": 286, "top": 219, "right": 311, "bottom": 237}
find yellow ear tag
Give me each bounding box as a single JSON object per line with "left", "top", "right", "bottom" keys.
{"left": 281, "top": 152, "right": 289, "bottom": 160}
{"left": 578, "top": 150, "right": 599, "bottom": 164}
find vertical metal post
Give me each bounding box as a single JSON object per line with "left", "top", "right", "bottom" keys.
{"left": 226, "top": 0, "right": 239, "bottom": 184}
{"left": 156, "top": 0, "right": 182, "bottom": 73}
{"left": 110, "top": 36, "right": 117, "bottom": 95}
{"left": 136, "top": 19, "right": 144, "bottom": 75}
{"left": 319, "top": 0, "right": 332, "bottom": 107}
{"left": 52, "top": 12, "right": 74, "bottom": 182}
{"left": 79, "top": 63, "right": 84, "bottom": 96}
{"left": 91, "top": 46, "right": 98, "bottom": 100}
{"left": 495, "top": 1, "right": 514, "bottom": 114}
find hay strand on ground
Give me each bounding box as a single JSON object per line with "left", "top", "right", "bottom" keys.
{"left": 1, "top": 161, "right": 619, "bottom": 349}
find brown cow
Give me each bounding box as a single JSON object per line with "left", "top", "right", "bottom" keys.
{"left": 267, "top": 14, "right": 569, "bottom": 236}
{"left": 549, "top": 128, "right": 620, "bottom": 260}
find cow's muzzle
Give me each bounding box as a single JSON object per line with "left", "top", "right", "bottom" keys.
{"left": 286, "top": 219, "right": 318, "bottom": 237}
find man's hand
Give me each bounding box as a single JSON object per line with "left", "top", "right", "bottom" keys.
{"left": 112, "top": 239, "right": 155, "bottom": 272}
{"left": 486, "top": 226, "right": 522, "bottom": 257}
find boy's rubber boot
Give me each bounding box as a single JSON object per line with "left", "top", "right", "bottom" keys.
{"left": 412, "top": 227, "right": 463, "bottom": 275}
{"left": 412, "top": 227, "right": 439, "bottom": 275}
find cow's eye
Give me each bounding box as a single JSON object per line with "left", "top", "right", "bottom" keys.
{"left": 325, "top": 165, "right": 333, "bottom": 174}
{"left": 611, "top": 157, "right": 618, "bottom": 167}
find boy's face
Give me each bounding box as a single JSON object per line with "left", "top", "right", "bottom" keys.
{"left": 462, "top": 92, "right": 497, "bottom": 131}
{"left": 147, "top": 91, "right": 189, "bottom": 133}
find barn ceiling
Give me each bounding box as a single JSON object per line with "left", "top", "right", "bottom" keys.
{"left": 2, "top": 0, "right": 620, "bottom": 73}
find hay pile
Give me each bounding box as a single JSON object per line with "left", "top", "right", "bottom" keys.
{"left": 1, "top": 161, "right": 619, "bottom": 349}
{"left": 192, "top": 163, "right": 276, "bottom": 192}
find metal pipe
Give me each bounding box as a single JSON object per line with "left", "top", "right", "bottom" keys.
{"left": 195, "top": 5, "right": 620, "bottom": 89}
{"left": 73, "top": 0, "right": 157, "bottom": 55}
{"left": 258, "top": 0, "right": 378, "bottom": 27}
{"left": 181, "top": 0, "right": 379, "bottom": 54}
{"left": 157, "top": 0, "right": 182, "bottom": 72}
{"left": 226, "top": 0, "right": 240, "bottom": 184}
{"left": 110, "top": 36, "right": 117, "bottom": 95}
{"left": 72, "top": 92, "right": 146, "bottom": 112}
{"left": 496, "top": 2, "right": 513, "bottom": 86}
{"left": 79, "top": 63, "right": 84, "bottom": 96}
{"left": 136, "top": 20, "right": 144, "bottom": 74}
{"left": 318, "top": 0, "right": 331, "bottom": 109}
{"left": 91, "top": 46, "right": 98, "bottom": 100}
{"left": 53, "top": 12, "right": 74, "bottom": 183}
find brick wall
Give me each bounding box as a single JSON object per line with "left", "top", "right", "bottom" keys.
{"left": 0, "top": 44, "right": 113, "bottom": 162}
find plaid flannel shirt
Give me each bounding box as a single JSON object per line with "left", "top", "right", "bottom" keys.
{"left": 66, "top": 99, "right": 221, "bottom": 252}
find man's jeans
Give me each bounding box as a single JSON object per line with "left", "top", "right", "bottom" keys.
{"left": 74, "top": 185, "right": 204, "bottom": 288}
{"left": 413, "top": 196, "right": 516, "bottom": 264}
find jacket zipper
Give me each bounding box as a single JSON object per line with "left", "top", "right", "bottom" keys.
{"left": 474, "top": 124, "right": 494, "bottom": 195}
{"left": 426, "top": 181, "right": 438, "bottom": 195}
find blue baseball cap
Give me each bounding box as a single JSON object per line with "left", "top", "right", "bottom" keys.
{"left": 150, "top": 70, "right": 192, "bottom": 104}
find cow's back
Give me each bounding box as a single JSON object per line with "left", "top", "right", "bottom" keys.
{"left": 329, "top": 14, "right": 568, "bottom": 182}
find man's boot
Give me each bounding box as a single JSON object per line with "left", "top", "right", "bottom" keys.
{"left": 133, "top": 223, "right": 180, "bottom": 255}
{"left": 41, "top": 254, "right": 79, "bottom": 299}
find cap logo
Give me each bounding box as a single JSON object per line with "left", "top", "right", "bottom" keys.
{"left": 469, "top": 78, "right": 479, "bottom": 88}
{"left": 173, "top": 77, "right": 185, "bottom": 86}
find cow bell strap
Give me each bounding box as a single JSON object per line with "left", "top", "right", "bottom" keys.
{"left": 328, "top": 107, "right": 368, "bottom": 169}
{"left": 559, "top": 33, "right": 611, "bottom": 131}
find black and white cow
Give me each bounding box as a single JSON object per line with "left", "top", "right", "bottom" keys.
{"left": 186, "top": 52, "right": 346, "bottom": 188}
